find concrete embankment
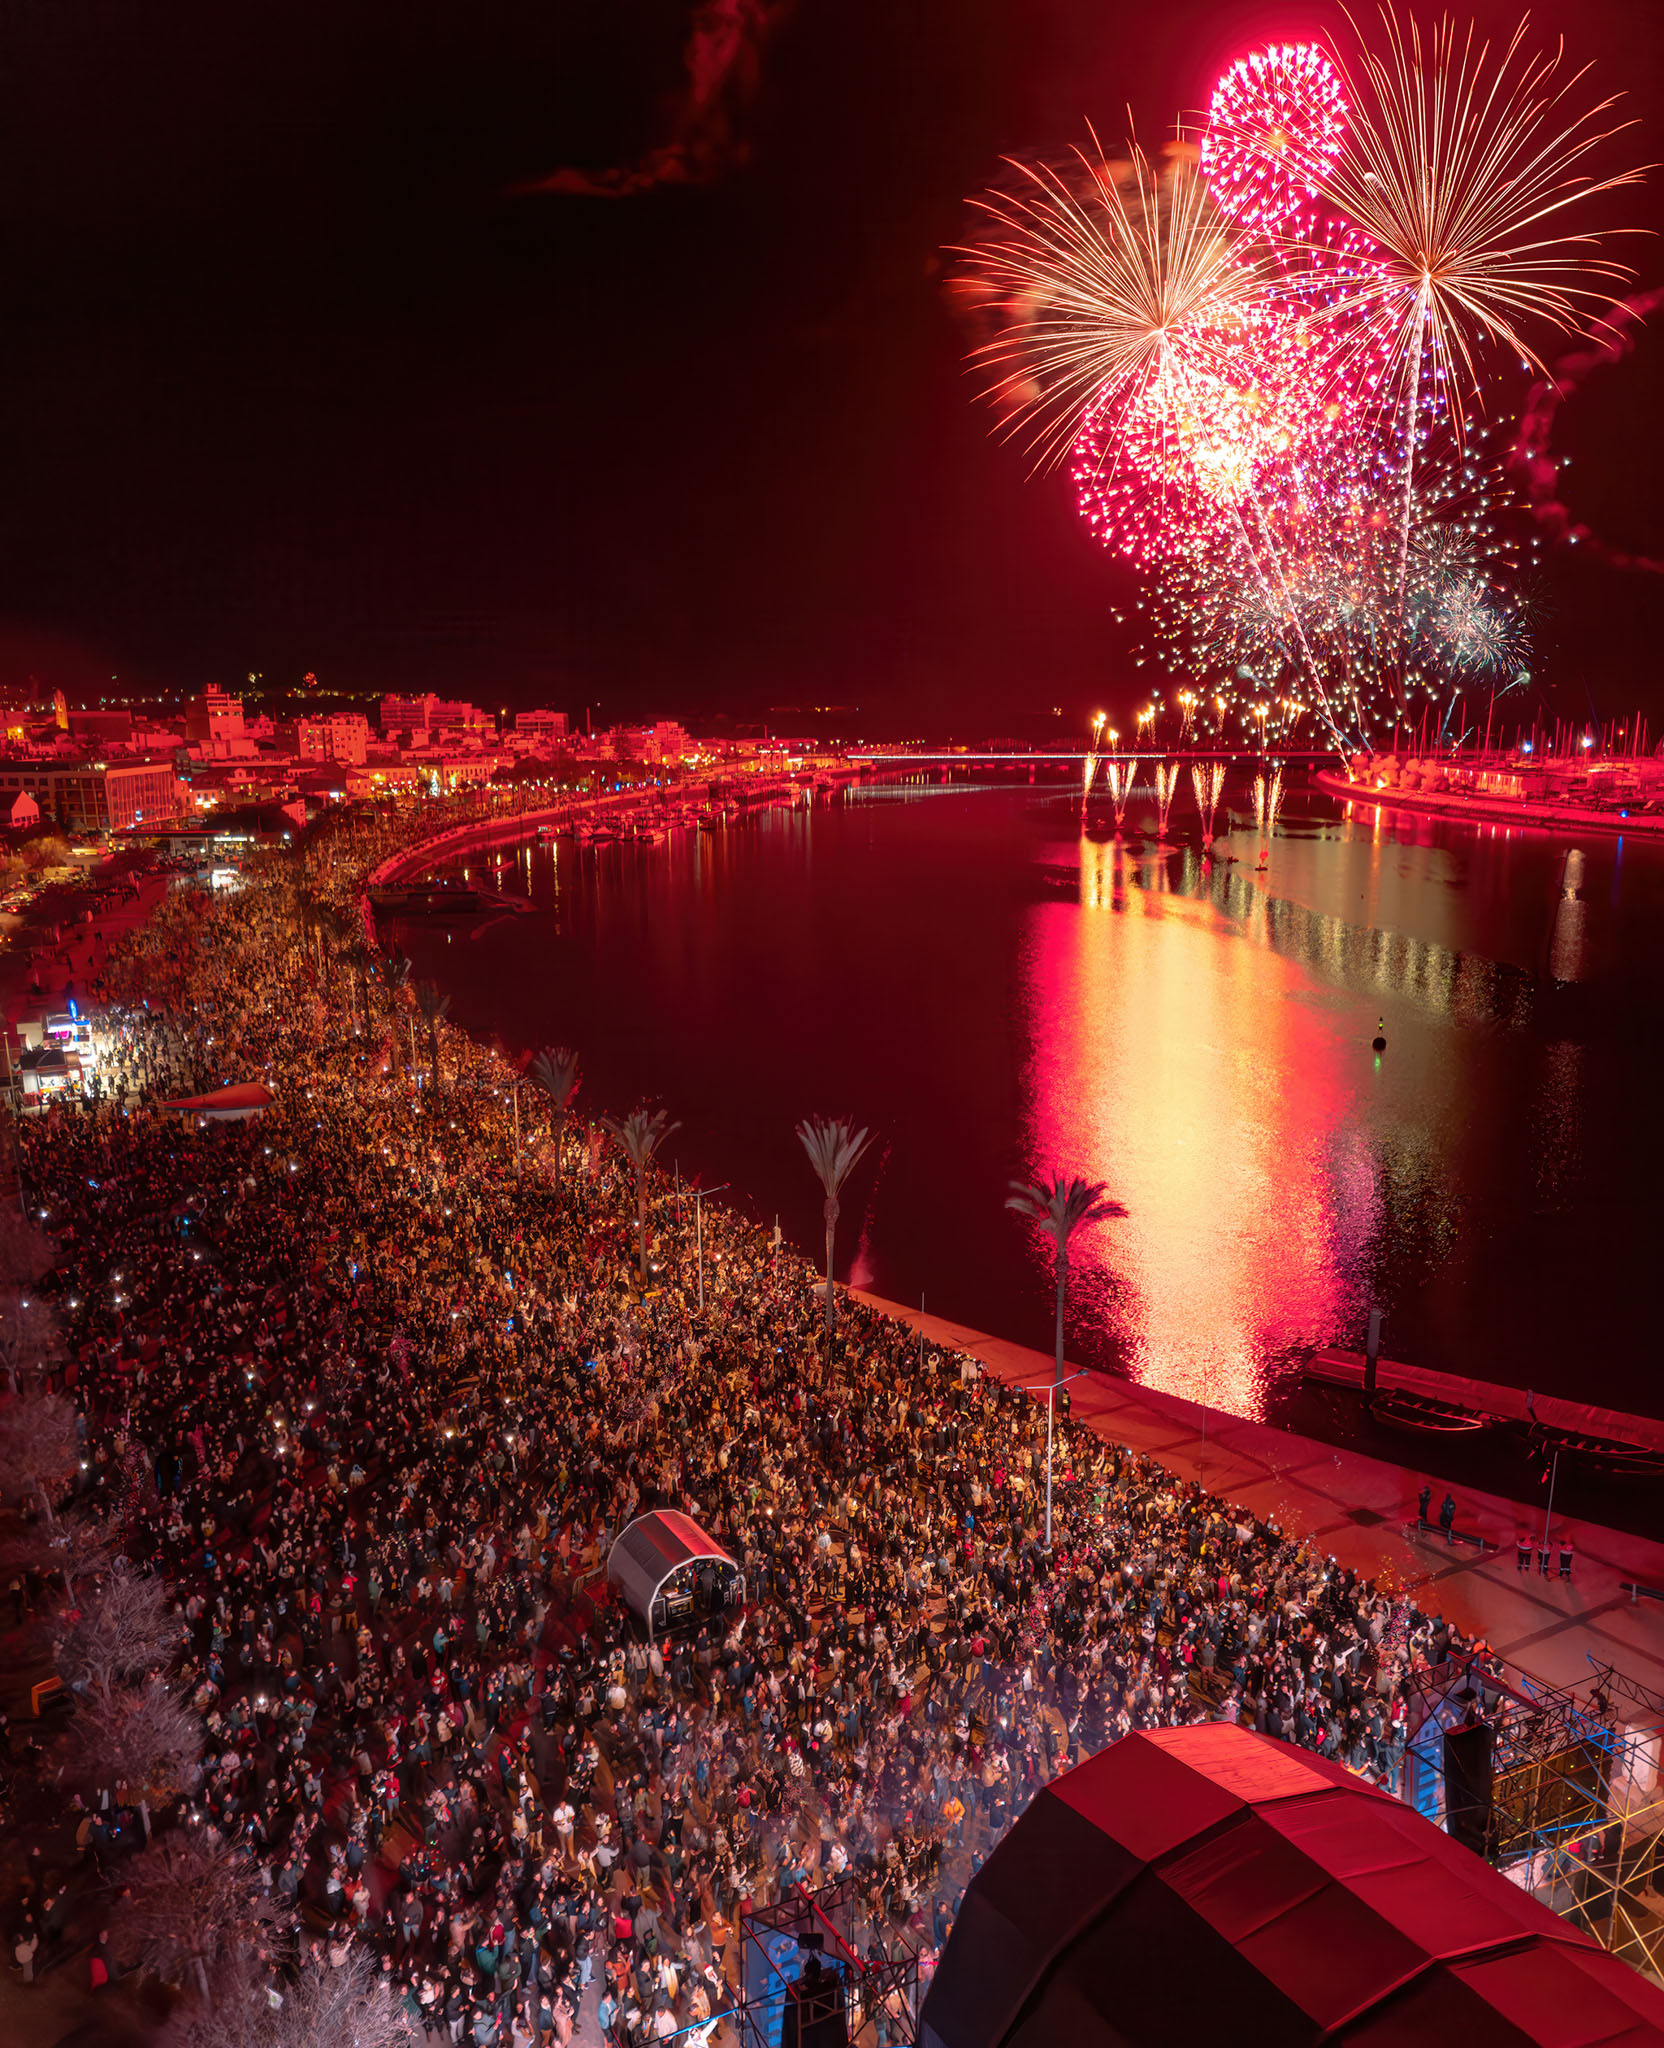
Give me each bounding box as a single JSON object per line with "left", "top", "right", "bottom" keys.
{"left": 1313, "top": 768, "right": 1664, "bottom": 839}
{"left": 852, "top": 1289, "right": 1664, "bottom": 1708}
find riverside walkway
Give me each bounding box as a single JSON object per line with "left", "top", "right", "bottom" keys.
{"left": 855, "top": 1290, "right": 1664, "bottom": 1710}
{"left": 1313, "top": 766, "right": 1664, "bottom": 840}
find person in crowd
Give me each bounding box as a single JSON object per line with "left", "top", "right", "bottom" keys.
{"left": 1, "top": 800, "right": 1468, "bottom": 2045}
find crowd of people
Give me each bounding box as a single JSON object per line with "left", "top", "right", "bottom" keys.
{"left": 0, "top": 805, "right": 1488, "bottom": 2045}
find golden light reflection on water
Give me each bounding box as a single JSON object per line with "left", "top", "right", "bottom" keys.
{"left": 1022, "top": 838, "right": 1380, "bottom": 1416}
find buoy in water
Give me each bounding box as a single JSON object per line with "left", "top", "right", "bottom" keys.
{"left": 1372, "top": 1016, "right": 1387, "bottom": 1052}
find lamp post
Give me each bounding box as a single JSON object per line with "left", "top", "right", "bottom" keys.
{"left": 1540, "top": 1449, "right": 1561, "bottom": 1579}
{"left": 693, "top": 1183, "right": 729, "bottom": 1316}
{"left": 1042, "top": 1370, "right": 1090, "bottom": 1551}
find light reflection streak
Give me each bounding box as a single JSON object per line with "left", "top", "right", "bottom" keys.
{"left": 1022, "top": 836, "right": 1378, "bottom": 1414}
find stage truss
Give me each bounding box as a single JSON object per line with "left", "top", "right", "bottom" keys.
{"left": 1403, "top": 1649, "right": 1664, "bottom": 1984}
{"left": 739, "top": 1873, "right": 924, "bottom": 2047}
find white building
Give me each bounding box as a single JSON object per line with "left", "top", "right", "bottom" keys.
{"left": 295, "top": 714, "right": 370, "bottom": 766}
{"left": 184, "top": 687, "right": 251, "bottom": 758}
{"left": 515, "top": 708, "right": 569, "bottom": 743}
{"left": 380, "top": 693, "right": 493, "bottom": 738}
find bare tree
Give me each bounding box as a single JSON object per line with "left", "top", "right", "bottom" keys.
{"left": 110, "top": 1832, "right": 285, "bottom": 2001}
{"left": 66, "top": 1675, "right": 201, "bottom": 1829}
{"left": 0, "top": 1212, "right": 61, "bottom": 1392}
{"left": 0, "top": 1293, "right": 62, "bottom": 1395}
{"left": 1006, "top": 1171, "right": 1127, "bottom": 1546}
{"left": 529, "top": 1045, "right": 582, "bottom": 1190}
{"left": 0, "top": 1502, "right": 119, "bottom": 1597}
{"left": 173, "top": 1949, "right": 418, "bottom": 2048}
{"left": 266, "top": 1949, "right": 419, "bottom": 2048}
{"left": 0, "top": 1388, "right": 80, "bottom": 1524}
{"left": 55, "top": 1567, "right": 181, "bottom": 1703}
{"left": 599, "top": 1107, "right": 680, "bottom": 1281}
{"left": 796, "top": 1117, "right": 874, "bottom": 1332}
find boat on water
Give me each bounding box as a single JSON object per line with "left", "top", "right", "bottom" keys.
{"left": 1369, "top": 1390, "right": 1490, "bottom": 1436}
{"left": 369, "top": 883, "right": 531, "bottom": 917}
{"left": 1519, "top": 1421, "right": 1664, "bottom": 1480}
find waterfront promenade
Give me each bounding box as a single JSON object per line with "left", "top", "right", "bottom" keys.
{"left": 6, "top": 799, "right": 1664, "bottom": 2044}
{"left": 856, "top": 1291, "right": 1664, "bottom": 1711}
{"left": 1313, "top": 765, "right": 1664, "bottom": 839}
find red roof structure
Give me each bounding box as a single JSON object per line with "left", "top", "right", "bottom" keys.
{"left": 159, "top": 1082, "right": 274, "bottom": 1120}
{"left": 919, "top": 1722, "right": 1664, "bottom": 2047}
{"left": 605, "top": 1510, "right": 742, "bottom": 1625}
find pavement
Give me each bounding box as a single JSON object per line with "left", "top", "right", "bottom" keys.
{"left": 853, "top": 1290, "right": 1664, "bottom": 1714}
{"left": 0, "top": 867, "right": 171, "bottom": 1030}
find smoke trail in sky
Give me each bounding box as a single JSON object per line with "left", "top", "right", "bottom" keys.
{"left": 1508, "top": 287, "right": 1664, "bottom": 574}
{"left": 516, "top": 0, "right": 790, "bottom": 198}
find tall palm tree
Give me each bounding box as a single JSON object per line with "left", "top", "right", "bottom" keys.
{"left": 383, "top": 954, "right": 412, "bottom": 1074}
{"left": 530, "top": 1046, "right": 582, "bottom": 1189}
{"left": 414, "top": 980, "right": 451, "bottom": 1087}
{"left": 296, "top": 890, "right": 322, "bottom": 976}
{"left": 343, "top": 940, "right": 374, "bottom": 1035}
{"left": 1006, "top": 1171, "right": 1126, "bottom": 1546}
{"left": 317, "top": 905, "right": 347, "bottom": 989}
{"left": 796, "top": 1116, "right": 873, "bottom": 1332}
{"left": 600, "top": 1107, "right": 681, "bottom": 1281}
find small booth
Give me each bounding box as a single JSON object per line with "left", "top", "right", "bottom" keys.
{"left": 606, "top": 1510, "right": 744, "bottom": 1635}
{"left": 19, "top": 1045, "right": 79, "bottom": 1102}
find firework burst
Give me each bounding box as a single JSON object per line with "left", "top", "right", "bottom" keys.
{"left": 1254, "top": 763, "right": 1286, "bottom": 865}
{"left": 1191, "top": 761, "right": 1227, "bottom": 847}
{"left": 1153, "top": 761, "right": 1182, "bottom": 836}
{"left": 1321, "top": 8, "right": 1645, "bottom": 411}
{"left": 1103, "top": 757, "right": 1139, "bottom": 831}
{"left": 1202, "top": 43, "right": 1349, "bottom": 232}
{"left": 957, "top": 133, "right": 1273, "bottom": 474}
{"left": 954, "top": 7, "right": 1646, "bottom": 756}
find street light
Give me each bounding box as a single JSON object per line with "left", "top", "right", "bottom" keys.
{"left": 1042, "top": 1369, "right": 1092, "bottom": 1549}
{"left": 692, "top": 1183, "right": 729, "bottom": 1316}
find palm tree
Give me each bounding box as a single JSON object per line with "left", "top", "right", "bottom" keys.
{"left": 599, "top": 1107, "right": 680, "bottom": 1281}
{"left": 1006, "top": 1171, "right": 1126, "bottom": 1546}
{"left": 383, "top": 954, "right": 412, "bottom": 1074}
{"left": 343, "top": 940, "right": 374, "bottom": 1035}
{"left": 414, "top": 980, "right": 451, "bottom": 1087}
{"left": 530, "top": 1046, "right": 582, "bottom": 1189}
{"left": 796, "top": 1116, "right": 873, "bottom": 1332}
{"left": 296, "top": 890, "right": 321, "bottom": 976}
{"left": 317, "top": 905, "right": 347, "bottom": 989}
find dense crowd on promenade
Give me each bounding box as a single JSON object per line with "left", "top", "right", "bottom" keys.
{"left": 0, "top": 808, "right": 1484, "bottom": 2045}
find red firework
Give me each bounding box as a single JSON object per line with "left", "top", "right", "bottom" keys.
{"left": 1202, "top": 42, "right": 1347, "bottom": 233}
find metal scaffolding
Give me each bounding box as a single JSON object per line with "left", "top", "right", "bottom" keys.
{"left": 1402, "top": 1649, "right": 1664, "bottom": 1985}
{"left": 738, "top": 1874, "right": 923, "bottom": 2048}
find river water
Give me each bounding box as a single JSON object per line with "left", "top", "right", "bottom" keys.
{"left": 386, "top": 773, "right": 1664, "bottom": 1486}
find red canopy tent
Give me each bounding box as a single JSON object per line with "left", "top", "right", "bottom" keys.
{"left": 920, "top": 1722, "right": 1664, "bottom": 2047}
{"left": 158, "top": 1082, "right": 274, "bottom": 1122}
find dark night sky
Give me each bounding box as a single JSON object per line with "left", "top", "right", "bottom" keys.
{"left": 0, "top": 0, "right": 1659, "bottom": 727}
